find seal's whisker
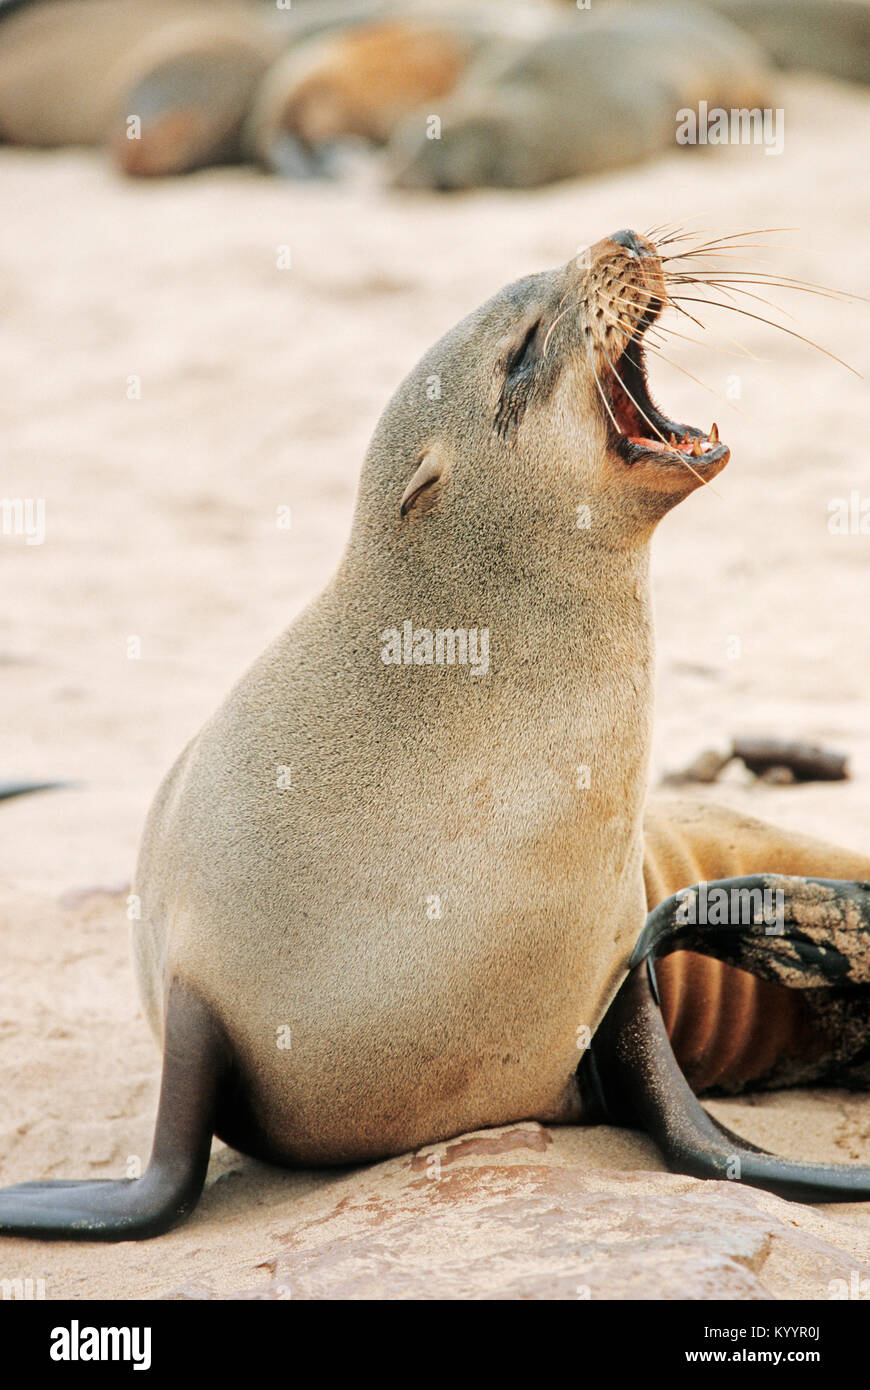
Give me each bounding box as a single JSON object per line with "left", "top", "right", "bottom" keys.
{"left": 668, "top": 303, "right": 783, "bottom": 375}
{"left": 658, "top": 235, "right": 790, "bottom": 255}
{"left": 540, "top": 285, "right": 580, "bottom": 359}
{"left": 644, "top": 216, "right": 696, "bottom": 242}
{"left": 604, "top": 293, "right": 644, "bottom": 316}
{"left": 585, "top": 338, "right": 625, "bottom": 436}
{"left": 597, "top": 296, "right": 675, "bottom": 356}
{"left": 659, "top": 231, "right": 866, "bottom": 311}
{"left": 652, "top": 288, "right": 784, "bottom": 374}
{"left": 596, "top": 346, "right": 669, "bottom": 448}
{"left": 645, "top": 211, "right": 723, "bottom": 246}
{"left": 654, "top": 229, "right": 729, "bottom": 250}
{"left": 666, "top": 301, "right": 707, "bottom": 331}
{"left": 642, "top": 346, "right": 746, "bottom": 415}
{"left": 606, "top": 293, "right": 669, "bottom": 337}
{"left": 662, "top": 246, "right": 790, "bottom": 260}
{"left": 669, "top": 296, "right": 862, "bottom": 376}
{"left": 645, "top": 216, "right": 687, "bottom": 239}
{"left": 666, "top": 270, "right": 863, "bottom": 305}
{"left": 542, "top": 302, "right": 572, "bottom": 359}
{"left": 599, "top": 304, "right": 647, "bottom": 344}
{"left": 669, "top": 278, "right": 802, "bottom": 324}
{"left": 645, "top": 319, "right": 756, "bottom": 359}
{"left": 653, "top": 226, "right": 796, "bottom": 253}
{"left": 608, "top": 290, "right": 655, "bottom": 315}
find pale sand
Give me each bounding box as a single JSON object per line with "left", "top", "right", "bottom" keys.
{"left": 0, "top": 74, "right": 868, "bottom": 1297}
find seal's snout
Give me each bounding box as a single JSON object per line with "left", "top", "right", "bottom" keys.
{"left": 580, "top": 227, "right": 664, "bottom": 322}
{"left": 604, "top": 228, "right": 664, "bottom": 310}
{"left": 600, "top": 227, "right": 665, "bottom": 322}
{"left": 609, "top": 228, "right": 652, "bottom": 261}
{"left": 573, "top": 226, "right": 729, "bottom": 485}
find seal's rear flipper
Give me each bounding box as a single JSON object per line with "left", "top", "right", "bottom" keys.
{"left": 587, "top": 875, "right": 870, "bottom": 1202}
{"left": 0, "top": 980, "right": 228, "bottom": 1240}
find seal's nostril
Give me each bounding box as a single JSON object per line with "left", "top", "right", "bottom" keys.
{"left": 611, "top": 228, "right": 647, "bottom": 260}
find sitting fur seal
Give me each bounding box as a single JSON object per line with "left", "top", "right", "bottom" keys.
{"left": 2, "top": 228, "right": 869, "bottom": 1239}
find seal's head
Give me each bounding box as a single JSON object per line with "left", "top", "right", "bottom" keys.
{"left": 351, "top": 229, "right": 729, "bottom": 600}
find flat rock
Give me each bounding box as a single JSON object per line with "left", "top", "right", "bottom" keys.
{"left": 162, "top": 1124, "right": 870, "bottom": 1300}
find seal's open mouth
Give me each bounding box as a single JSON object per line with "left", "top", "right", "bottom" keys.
{"left": 602, "top": 334, "right": 729, "bottom": 470}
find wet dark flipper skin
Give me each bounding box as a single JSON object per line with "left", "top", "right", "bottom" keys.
{"left": 0, "top": 781, "right": 69, "bottom": 801}
{"left": 629, "top": 874, "right": 870, "bottom": 989}
{"left": 0, "top": 980, "right": 228, "bottom": 1240}
{"left": 588, "top": 875, "right": 870, "bottom": 1202}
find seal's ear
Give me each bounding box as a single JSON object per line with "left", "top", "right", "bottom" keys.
{"left": 400, "top": 447, "right": 446, "bottom": 517}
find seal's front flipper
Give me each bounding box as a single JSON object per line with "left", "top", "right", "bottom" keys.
{"left": 591, "top": 961, "right": 870, "bottom": 1202}
{"left": 0, "top": 781, "right": 71, "bottom": 801}
{"left": 587, "top": 875, "right": 870, "bottom": 1202}
{"left": 0, "top": 980, "right": 228, "bottom": 1240}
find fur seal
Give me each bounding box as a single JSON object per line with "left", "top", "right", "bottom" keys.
{"left": 254, "top": 5, "right": 771, "bottom": 189}
{"left": 1, "top": 228, "right": 868, "bottom": 1239}
{"left": 245, "top": 16, "right": 475, "bottom": 176}
{"left": 245, "top": 3, "right": 546, "bottom": 175}
{"left": 389, "top": 5, "right": 774, "bottom": 189}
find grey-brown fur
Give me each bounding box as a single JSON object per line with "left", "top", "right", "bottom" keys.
{"left": 390, "top": 5, "right": 769, "bottom": 190}
{"left": 133, "top": 231, "right": 719, "bottom": 1165}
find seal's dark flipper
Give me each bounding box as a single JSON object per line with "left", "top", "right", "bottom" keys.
{"left": 591, "top": 961, "right": 870, "bottom": 1202}
{"left": 628, "top": 874, "right": 870, "bottom": 988}
{"left": 0, "top": 781, "right": 71, "bottom": 801}
{"left": 0, "top": 980, "right": 228, "bottom": 1240}
{"left": 588, "top": 875, "right": 870, "bottom": 1203}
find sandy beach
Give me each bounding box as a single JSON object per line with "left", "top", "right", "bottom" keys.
{"left": 1, "top": 72, "right": 869, "bottom": 1298}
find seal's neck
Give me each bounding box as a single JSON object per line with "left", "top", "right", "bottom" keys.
{"left": 324, "top": 542, "right": 655, "bottom": 749}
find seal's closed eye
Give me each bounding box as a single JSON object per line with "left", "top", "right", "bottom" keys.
{"left": 505, "top": 317, "right": 542, "bottom": 378}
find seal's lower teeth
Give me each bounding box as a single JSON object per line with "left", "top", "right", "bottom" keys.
{"left": 630, "top": 433, "right": 720, "bottom": 457}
